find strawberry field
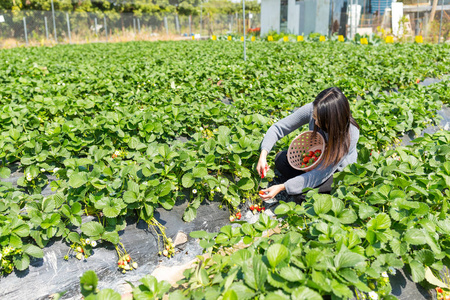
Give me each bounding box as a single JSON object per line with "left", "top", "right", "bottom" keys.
{"left": 1, "top": 40, "right": 450, "bottom": 299}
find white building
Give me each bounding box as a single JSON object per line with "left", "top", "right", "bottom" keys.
{"left": 259, "top": 0, "right": 400, "bottom": 37}
{"left": 260, "top": 0, "right": 332, "bottom": 36}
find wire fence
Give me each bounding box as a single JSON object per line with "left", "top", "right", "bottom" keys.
{"left": 0, "top": 10, "right": 261, "bottom": 48}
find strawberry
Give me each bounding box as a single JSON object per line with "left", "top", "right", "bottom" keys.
{"left": 236, "top": 212, "right": 242, "bottom": 220}
{"left": 303, "top": 157, "right": 310, "bottom": 163}
{"left": 257, "top": 207, "right": 262, "bottom": 212}
{"left": 436, "top": 288, "right": 443, "bottom": 294}
{"left": 249, "top": 205, "right": 254, "bottom": 210}
{"left": 259, "top": 191, "right": 265, "bottom": 196}
{"left": 309, "top": 151, "right": 314, "bottom": 157}
{"left": 229, "top": 216, "right": 235, "bottom": 222}
{"left": 262, "top": 207, "right": 265, "bottom": 211}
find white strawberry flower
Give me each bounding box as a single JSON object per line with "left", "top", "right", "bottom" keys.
{"left": 40, "top": 168, "right": 45, "bottom": 172}
{"left": 53, "top": 168, "right": 60, "bottom": 173}
{"left": 91, "top": 241, "right": 97, "bottom": 247}
{"left": 26, "top": 173, "right": 32, "bottom": 181}
{"left": 388, "top": 267, "right": 396, "bottom": 275}
{"left": 216, "top": 187, "right": 221, "bottom": 192}
{"left": 192, "top": 189, "right": 197, "bottom": 194}
{"left": 381, "top": 271, "right": 388, "bottom": 278}
{"left": 368, "top": 291, "right": 378, "bottom": 300}
{"left": 85, "top": 239, "right": 90, "bottom": 245}
{"left": 114, "top": 150, "right": 121, "bottom": 156}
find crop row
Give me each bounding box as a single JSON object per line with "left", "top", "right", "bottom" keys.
{"left": 0, "top": 41, "right": 450, "bottom": 279}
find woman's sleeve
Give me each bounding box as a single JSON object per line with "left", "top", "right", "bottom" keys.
{"left": 283, "top": 162, "right": 339, "bottom": 195}
{"left": 260, "top": 102, "right": 313, "bottom": 153}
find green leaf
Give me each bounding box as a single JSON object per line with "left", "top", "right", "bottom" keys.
{"left": 189, "top": 230, "right": 207, "bottom": 238}
{"left": 267, "top": 243, "right": 290, "bottom": 269}
{"left": 222, "top": 290, "right": 238, "bottom": 300}
{"left": 183, "top": 206, "right": 197, "bottom": 222}
{"left": 81, "top": 222, "right": 105, "bottom": 237}
{"left": 279, "top": 266, "right": 305, "bottom": 282}
{"left": 193, "top": 167, "right": 208, "bottom": 178}
{"left": 80, "top": 270, "right": 98, "bottom": 296}
{"left": 13, "top": 223, "right": 30, "bottom": 237}
{"left": 313, "top": 194, "right": 332, "bottom": 215}
{"left": 0, "top": 167, "right": 11, "bottom": 179}
{"left": 69, "top": 173, "right": 87, "bottom": 188}
{"left": 334, "top": 248, "right": 366, "bottom": 269}
{"left": 367, "top": 213, "right": 391, "bottom": 230}
{"left": 123, "top": 191, "right": 138, "bottom": 203}
{"left": 102, "top": 231, "right": 120, "bottom": 244}
{"left": 409, "top": 260, "right": 425, "bottom": 282}
{"left": 13, "top": 253, "right": 30, "bottom": 271}
{"left": 181, "top": 173, "right": 195, "bottom": 188}
{"left": 274, "top": 203, "right": 291, "bottom": 215}
{"left": 291, "top": 286, "right": 322, "bottom": 300}
{"left": 237, "top": 178, "right": 254, "bottom": 190}
{"left": 22, "top": 244, "right": 44, "bottom": 258}
{"left": 403, "top": 228, "right": 426, "bottom": 245}
{"left": 424, "top": 266, "right": 449, "bottom": 288}
{"left": 97, "top": 289, "right": 122, "bottom": 300}
{"left": 359, "top": 204, "right": 375, "bottom": 219}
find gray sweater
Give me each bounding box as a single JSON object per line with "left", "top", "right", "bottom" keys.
{"left": 260, "top": 102, "right": 360, "bottom": 195}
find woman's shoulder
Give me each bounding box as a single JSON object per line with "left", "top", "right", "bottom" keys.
{"left": 292, "top": 102, "right": 314, "bottom": 116}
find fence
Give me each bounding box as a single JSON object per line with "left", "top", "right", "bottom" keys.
{"left": 0, "top": 10, "right": 261, "bottom": 48}
{"left": 333, "top": 0, "right": 450, "bottom": 43}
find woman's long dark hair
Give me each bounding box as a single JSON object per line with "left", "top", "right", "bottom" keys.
{"left": 312, "top": 87, "right": 359, "bottom": 169}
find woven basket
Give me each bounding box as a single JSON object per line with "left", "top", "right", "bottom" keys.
{"left": 287, "top": 131, "right": 326, "bottom": 171}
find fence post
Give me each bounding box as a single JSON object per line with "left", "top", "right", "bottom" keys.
{"left": 23, "top": 17, "right": 28, "bottom": 46}
{"left": 44, "top": 17, "right": 49, "bottom": 40}
{"left": 164, "top": 16, "right": 169, "bottom": 35}
{"left": 243, "top": 0, "right": 246, "bottom": 61}
{"left": 189, "top": 15, "right": 192, "bottom": 36}
{"left": 51, "top": 0, "right": 57, "bottom": 42}
{"left": 66, "top": 13, "right": 72, "bottom": 44}
{"left": 104, "top": 16, "right": 108, "bottom": 42}
{"left": 137, "top": 18, "right": 141, "bottom": 34}
{"left": 94, "top": 18, "right": 98, "bottom": 35}
{"left": 133, "top": 18, "right": 136, "bottom": 34}
{"left": 175, "top": 14, "right": 180, "bottom": 33}
{"left": 438, "top": 0, "right": 444, "bottom": 44}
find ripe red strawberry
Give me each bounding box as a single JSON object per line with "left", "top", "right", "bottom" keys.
{"left": 257, "top": 207, "right": 262, "bottom": 212}
{"left": 303, "top": 157, "right": 309, "bottom": 163}
{"left": 259, "top": 191, "right": 265, "bottom": 196}
{"left": 236, "top": 212, "right": 242, "bottom": 220}
{"left": 249, "top": 205, "right": 254, "bottom": 210}
{"left": 309, "top": 151, "right": 314, "bottom": 157}
{"left": 436, "top": 288, "right": 443, "bottom": 293}
{"left": 262, "top": 207, "right": 265, "bottom": 211}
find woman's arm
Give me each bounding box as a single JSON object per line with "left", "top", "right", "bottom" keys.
{"left": 260, "top": 102, "right": 313, "bottom": 153}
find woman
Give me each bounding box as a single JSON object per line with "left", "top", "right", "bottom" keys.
{"left": 257, "top": 87, "right": 360, "bottom": 201}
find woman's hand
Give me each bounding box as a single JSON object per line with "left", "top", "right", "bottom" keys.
{"left": 257, "top": 150, "right": 269, "bottom": 178}
{"left": 259, "top": 184, "right": 285, "bottom": 201}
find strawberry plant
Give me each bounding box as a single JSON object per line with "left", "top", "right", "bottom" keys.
{"left": 1, "top": 41, "right": 450, "bottom": 277}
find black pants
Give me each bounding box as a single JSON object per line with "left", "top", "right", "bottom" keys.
{"left": 274, "top": 150, "right": 334, "bottom": 195}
